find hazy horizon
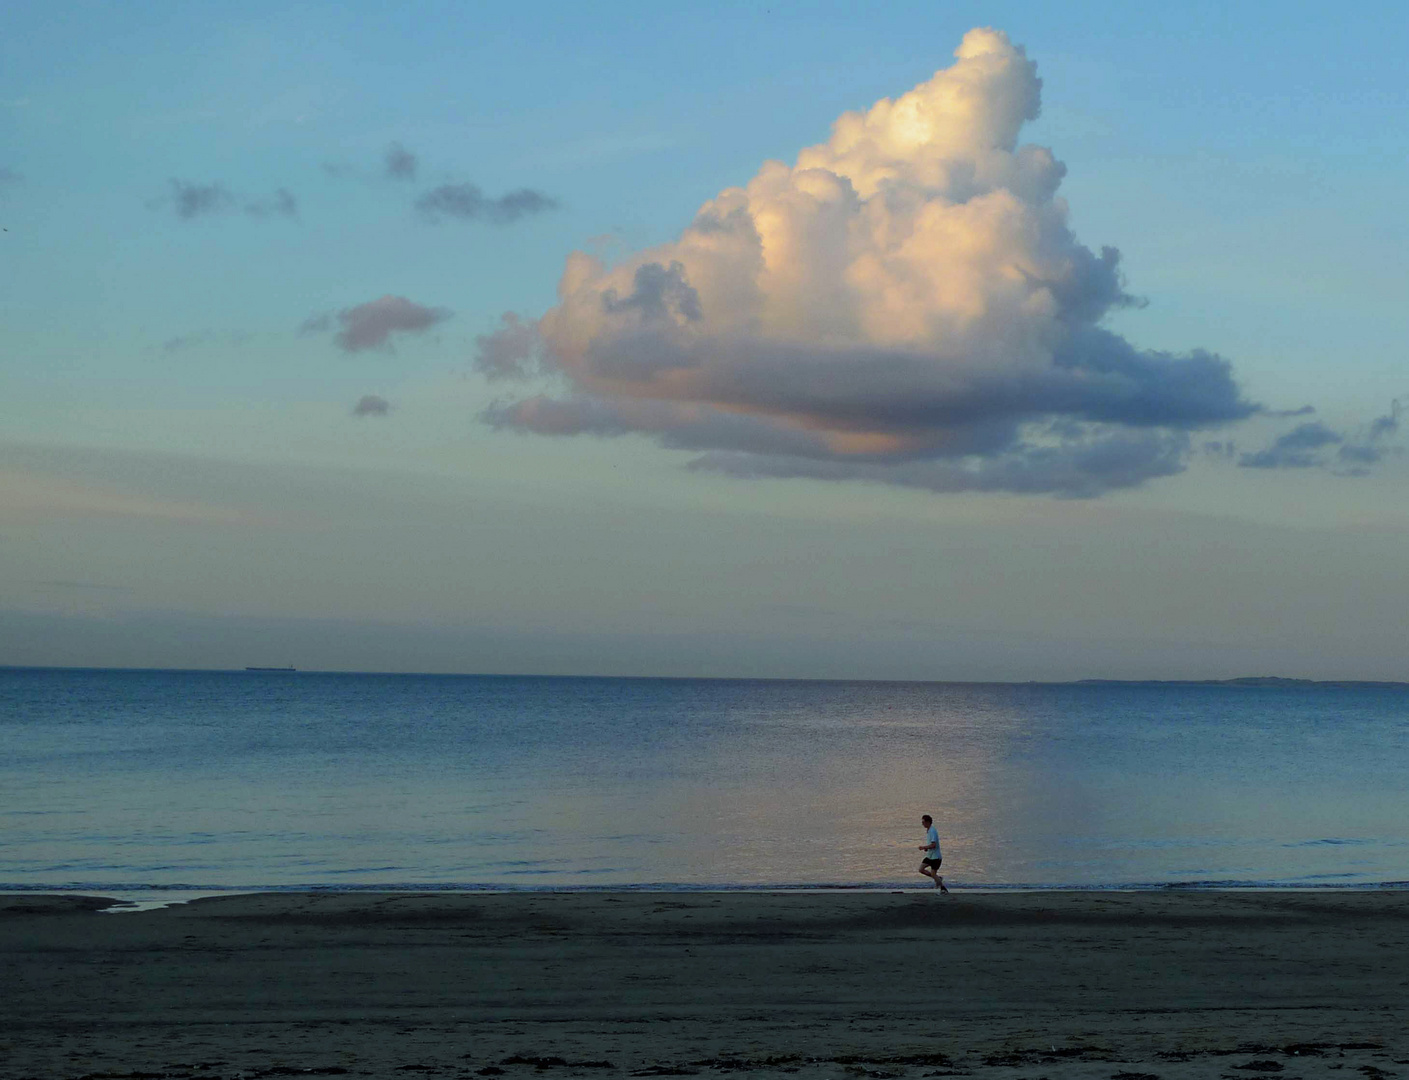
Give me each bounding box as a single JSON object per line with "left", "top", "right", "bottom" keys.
{"left": 6, "top": 663, "right": 1409, "bottom": 685}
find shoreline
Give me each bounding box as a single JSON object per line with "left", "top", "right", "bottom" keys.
{"left": 10, "top": 881, "right": 1409, "bottom": 917}
{"left": 4, "top": 889, "right": 1407, "bottom": 1080}
{"left": 5, "top": 882, "right": 1406, "bottom": 919}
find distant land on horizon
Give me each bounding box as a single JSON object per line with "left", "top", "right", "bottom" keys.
{"left": 1073, "top": 676, "right": 1409, "bottom": 690}
{"left": 1, "top": 665, "right": 1407, "bottom": 688}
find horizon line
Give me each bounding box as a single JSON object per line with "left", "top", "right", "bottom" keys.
{"left": 2, "top": 664, "right": 1406, "bottom": 688}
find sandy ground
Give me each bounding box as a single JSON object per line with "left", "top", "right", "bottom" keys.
{"left": 2, "top": 890, "right": 1407, "bottom": 1080}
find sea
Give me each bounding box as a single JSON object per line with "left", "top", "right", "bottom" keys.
{"left": 3, "top": 667, "right": 1408, "bottom": 897}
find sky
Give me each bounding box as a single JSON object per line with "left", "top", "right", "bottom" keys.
{"left": 2, "top": 1, "right": 1406, "bottom": 680}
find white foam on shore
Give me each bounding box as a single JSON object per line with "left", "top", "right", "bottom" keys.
{"left": 99, "top": 890, "right": 252, "bottom": 914}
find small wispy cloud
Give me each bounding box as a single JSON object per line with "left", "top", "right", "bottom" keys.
{"left": 152, "top": 179, "right": 299, "bottom": 220}
{"left": 384, "top": 142, "right": 417, "bottom": 181}
{"left": 1236, "top": 400, "right": 1404, "bottom": 474}
{"left": 323, "top": 142, "right": 419, "bottom": 183}
{"left": 1202, "top": 440, "right": 1236, "bottom": 460}
{"left": 352, "top": 394, "right": 392, "bottom": 417}
{"left": 1368, "top": 400, "right": 1402, "bottom": 441}
{"left": 415, "top": 182, "right": 557, "bottom": 224}
{"left": 0, "top": 464, "right": 254, "bottom": 526}
{"left": 298, "top": 312, "right": 332, "bottom": 335}
{"left": 301, "top": 295, "right": 452, "bottom": 353}
{"left": 1239, "top": 422, "right": 1342, "bottom": 469}
{"left": 244, "top": 188, "right": 298, "bottom": 218}
{"left": 161, "top": 329, "right": 252, "bottom": 353}
{"left": 0, "top": 167, "right": 21, "bottom": 189}
{"left": 163, "top": 180, "right": 234, "bottom": 219}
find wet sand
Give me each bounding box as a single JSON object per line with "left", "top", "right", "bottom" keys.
{"left": 2, "top": 890, "right": 1407, "bottom": 1080}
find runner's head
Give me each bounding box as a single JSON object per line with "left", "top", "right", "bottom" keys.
{"left": 921, "top": 814, "right": 932, "bottom": 826}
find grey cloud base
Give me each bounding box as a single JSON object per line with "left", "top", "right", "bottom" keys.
{"left": 480, "top": 321, "right": 1254, "bottom": 495}
{"left": 686, "top": 430, "right": 1191, "bottom": 498}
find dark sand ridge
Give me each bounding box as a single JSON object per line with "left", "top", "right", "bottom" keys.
{"left": 2, "top": 891, "right": 1407, "bottom": 1080}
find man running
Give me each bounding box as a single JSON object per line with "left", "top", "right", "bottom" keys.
{"left": 918, "top": 814, "right": 949, "bottom": 892}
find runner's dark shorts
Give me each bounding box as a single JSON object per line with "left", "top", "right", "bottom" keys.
{"left": 923, "top": 857, "right": 942, "bottom": 869}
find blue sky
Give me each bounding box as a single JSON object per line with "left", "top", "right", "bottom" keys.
{"left": 2, "top": 2, "right": 1406, "bottom": 678}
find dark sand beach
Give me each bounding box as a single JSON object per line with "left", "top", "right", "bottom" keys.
{"left": 3, "top": 891, "right": 1407, "bottom": 1080}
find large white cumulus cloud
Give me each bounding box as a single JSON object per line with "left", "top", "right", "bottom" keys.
{"left": 478, "top": 28, "right": 1259, "bottom": 497}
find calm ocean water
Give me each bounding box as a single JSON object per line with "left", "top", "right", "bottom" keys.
{"left": 3, "top": 667, "right": 1407, "bottom": 893}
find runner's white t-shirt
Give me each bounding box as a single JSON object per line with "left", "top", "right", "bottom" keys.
{"left": 925, "top": 825, "right": 941, "bottom": 860}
